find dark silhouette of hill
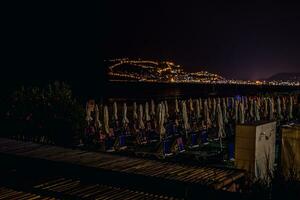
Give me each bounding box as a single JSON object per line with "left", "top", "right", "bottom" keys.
{"left": 267, "top": 72, "right": 300, "bottom": 81}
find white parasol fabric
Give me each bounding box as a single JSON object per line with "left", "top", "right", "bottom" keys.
{"left": 288, "top": 96, "right": 293, "bottom": 120}
{"left": 263, "top": 98, "right": 268, "bottom": 119}
{"left": 103, "top": 105, "right": 110, "bottom": 134}
{"left": 222, "top": 98, "right": 228, "bottom": 124}
{"left": 150, "top": 99, "right": 155, "bottom": 116}
{"left": 164, "top": 100, "right": 169, "bottom": 119}
{"left": 158, "top": 103, "right": 166, "bottom": 140}
{"left": 282, "top": 97, "right": 287, "bottom": 115}
{"left": 189, "top": 98, "right": 194, "bottom": 112}
{"left": 196, "top": 99, "right": 201, "bottom": 119}
{"left": 234, "top": 100, "right": 239, "bottom": 123}
{"left": 175, "top": 98, "right": 180, "bottom": 113}
{"left": 249, "top": 99, "right": 254, "bottom": 119}
{"left": 133, "top": 102, "right": 138, "bottom": 120}
{"left": 113, "top": 102, "right": 118, "bottom": 121}
{"left": 182, "top": 101, "right": 190, "bottom": 131}
{"left": 145, "top": 102, "right": 151, "bottom": 121}
{"left": 204, "top": 99, "right": 211, "bottom": 127}
{"left": 85, "top": 102, "right": 93, "bottom": 122}
{"left": 239, "top": 101, "right": 245, "bottom": 124}
{"left": 277, "top": 97, "right": 283, "bottom": 120}
{"left": 199, "top": 98, "right": 203, "bottom": 113}
{"left": 254, "top": 100, "right": 260, "bottom": 121}
{"left": 212, "top": 98, "right": 217, "bottom": 120}
{"left": 217, "top": 103, "right": 226, "bottom": 138}
{"left": 122, "top": 103, "right": 129, "bottom": 126}
{"left": 244, "top": 96, "right": 248, "bottom": 110}
{"left": 269, "top": 98, "right": 274, "bottom": 120}
{"left": 95, "top": 104, "right": 102, "bottom": 128}
{"left": 208, "top": 98, "right": 212, "bottom": 109}
{"left": 138, "top": 104, "right": 145, "bottom": 130}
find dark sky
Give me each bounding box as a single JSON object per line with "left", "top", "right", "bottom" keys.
{"left": 103, "top": 1, "right": 300, "bottom": 80}
{"left": 2, "top": 1, "right": 300, "bottom": 86}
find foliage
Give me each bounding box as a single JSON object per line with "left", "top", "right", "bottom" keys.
{"left": 2, "top": 81, "right": 85, "bottom": 146}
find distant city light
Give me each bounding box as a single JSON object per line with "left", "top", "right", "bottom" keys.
{"left": 106, "top": 58, "right": 300, "bottom": 87}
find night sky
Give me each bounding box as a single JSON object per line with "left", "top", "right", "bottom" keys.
{"left": 2, "top": 1, "right": 300, "bottom": 87}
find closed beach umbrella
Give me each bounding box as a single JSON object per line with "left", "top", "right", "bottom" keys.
{"left": 189, "top": 98, "right": 194, "bottom": 112}
{"left": 226, "top": 97, "right": 229, "bottom": 108}
{"left": 269, "top": 98, "right": 274, "bottom": 120}
{"left": 282, "top": 97, "right": 287, "bottom": 115}
{"left": 122, "top": 103, "right": 129, "bottom": 126}
{"left": 239, "top": 101, "right": 245, "bottom": 124}
{"left": 145, "top": 102, "right": 151, "bottom": 121}
{"left": 138, "top": 104, "right": 145, "bottom": 129}
{"left": 208, "top": 98, "right": 212, "bottom": 109}
{"left": 244, "top": 96, "right": 248, "bottom": 110}
{"left": 254, "top": 100, "right": 260, "bottom": 121}
{"left": 95, "top": 104, "right": 102, "bottom": 128}
{"left": 85, "top": 102, "right": 93, "bottom": 123}
{"left": 217, "top": 97, "right": 221, "bottom": 105}
{"left": 234, "top": 100, "right": 239, "bottom": 122}
{"left": 158, "top": 103, "right": 166, "bottom": 141}
{"left": 113, "top": 102, "right": 118, "bottom": 121}
{"left": 182, "top": 101, "right": 190, "bottom": 132}
{"left": 231, "top": 97, "right": 235, "bottom": 109}
{"left": 217, "top": 103, "right": 225, "bottom": 138}
{"left": 103, "top": 105, "right": 109, "bottom": 134}
{"left": 133, "top": 102, "right": 138, "bottom": 120}
{"left": 175, "top": 98, "right": 180, "bottom": 113}
{"left": 150, "top": 99, "right": 155, "bottom": 116}
{"left": 277, "top": 97, "right": 283, "bottom": 120}
{"left": 199, "top": 98, "right": 203, "bottom": 112}
{"left": 222, "top": 98, "right": 228, "bottom": 124}
{"left": 204, "top": 100, "right": 211, "bottom": 127}
{"left": 164, "top": 100, "right": 169, "bottom": 119}
{"left": 217, "top": 103, "right": 225, "bottom": 150}
{"left": 196, "top": 99, "right": 201, "bottom": 120}
{"left": 249, "top": 99, "right": 254, "bottom": 119}
{"left": 212, "top": 98, "right": 217, "bottom": 120}
{"left": 288, "top": 96, "right": 293, "bottom": 120}
{"left": 263, "top": 98, "right": 268, "bottom": 119}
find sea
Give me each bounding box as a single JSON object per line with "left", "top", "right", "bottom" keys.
{"left": 75, "top": 81, "right": 300, "bottom": 103}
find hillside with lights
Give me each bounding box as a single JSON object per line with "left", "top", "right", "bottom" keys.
{"left": 106, "top": 58, "right": 300, "bottom": 86}
{"left": 106, "top": 58, "right": 225, "bottom": 83}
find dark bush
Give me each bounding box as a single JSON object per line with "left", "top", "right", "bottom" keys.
{"left": 1, "top": 82, "right": 85, "bottom": 146}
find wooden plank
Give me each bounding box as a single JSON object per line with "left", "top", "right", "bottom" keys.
{"left": 0, "top": 138, "right": 245, "bottom": 190}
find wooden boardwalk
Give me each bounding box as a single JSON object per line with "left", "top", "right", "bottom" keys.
{"left": 32, "top": 177, "right": 181, "bottom": 200}
{"left": 0, "top": 138, "right": 245, "bottom": 193}
{"left": 0, "top": 187, "right": 57, "bottom": 200}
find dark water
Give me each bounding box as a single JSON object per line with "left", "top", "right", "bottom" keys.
{"left": 76, "top": 81, "right": 300, "bottom": 102}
